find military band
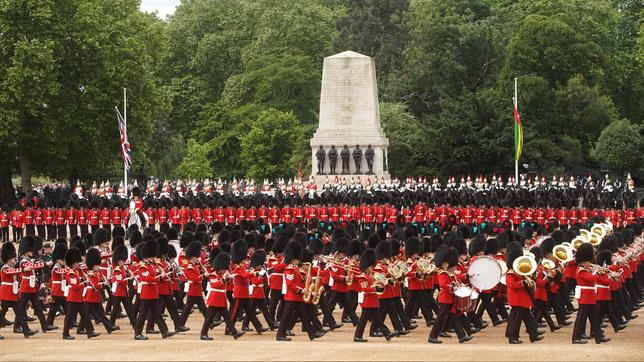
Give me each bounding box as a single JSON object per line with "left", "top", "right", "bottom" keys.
{"left": 0, "top": 206, "right": 641, "bottom": 346}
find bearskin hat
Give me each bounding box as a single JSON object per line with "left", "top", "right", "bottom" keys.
{"left": 458, "top": 224, "right": 472, "bottom": 239}
{"left": 423, "top": 237, "right": 432, "bottom": 254}
{"left": 212, "top": 252, "right": 230, "bottom": 271}
{"left": 359, "top": 229, "right": 372, "bottom": 242}
{"left": 166, "top": 227, "right": 178, "bottom": 241}
{"left": 375, "top": 240, "right": 392, "bottom": 260}
{"left": 51, "top": 242, "right": 68, "bottom": 261}
{"left": 539, "top": 238, "right": 555, "bottom": 257}
{"left": 596, "top": 249, "right": 612, "bottom": 266}
{"left": 112, "top": 236, "right": 125, "bottom": 250}
{"left": 1, "top": 242, "right": 17, "bottom": 263}
{"left": 307, "top": 238, "right": 324, "bottom": 256}
{"left": 65, "top": 248, "right": 82, "bottom": 267}
{"left": 301, "top": 248, "right": 313, "bottom": 264}
{"left": 93, "top": 228, "right": 110, "bottom": 246}
{"left": 18, "top": 235, "right": 37, "bottom": 255}
{"left": 250, "top": 250, "right": 267, "bottom": 268}
{"left": 272, "top": 235, "right": 288, "bottom": 254}
{"left": 390, "top": 239, "right": 401, "bottom": 256}
{"left": 141, "top": 240, "right": 158, "bottom": 260}
{"left": 551, "top": 230, "right": 564, "bottom": 245}
{"left": 130, "top": 230, "right": 143, "bottom": 248}
{"left": 506, "top": 246, "right": 523, "bottom": 270}
{"left": 71, "top": 239, "right": 86, "bottom": 256}
{"left": 468, "top": 235, "right": 486, "bottom": 256}
{"left": 453, "top": 237, "right": 467, "bottom": 256}
{"left": 180, "top": 231, "right": 194, "bottom": 249}
{"left": 348, "top": 240, "right": 362, "bottom": 257}
{"left": 157, "top": 237, "right": 169, "bottom": 256}
{"left": 86, "top": 248, "right": 102, "bottom": 269}
{"left": 433, "top": 245, "right": 449, "bottom": 267}
{"left": 185, "top": 241, "right": 202, "bottom": 259}
{"left": 332, "top": 237, "right": 349, "bottom": 255}
{"left": 529, "top": 246, "right": 541, "bottom": 261}
{"left": 284, "top": 241, "right": 303, "bottom": 264}
{"left": 575, "top": 243, "right": 594, "bottom": 264}
{"left": 483, "top": 238, "right": 497, "bottom": 255}
{"left": 244, "top": 233, "right": 257, "bottom": 250}
{"left": 367, "top": 233, "right": 381, "bottom": 249}
{"left": 405, "top": 237, "right": 422, "bottom": 258}
{"left": 112, "top": 245, "right": 129, "bottom": 264}
{"left": 168, "top": 244, "right": 177, "bottom": 259}
{"left": 219, "top": 241, "right": 231, "bottom": 255}
{"left": 359, "top": 249, "right": 377, "bottom": 272}
{"left": 231, "top": 240, "right": 248, "bottom": 264}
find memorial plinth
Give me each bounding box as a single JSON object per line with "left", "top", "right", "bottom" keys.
{"left": 310, "top": 51, "right": 390, "bottom": 185}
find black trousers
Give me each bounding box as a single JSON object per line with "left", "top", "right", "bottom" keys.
{"left": 304, "top": 303, "right": 323, "bottom": 331}
{"left": 46, "top": 224, "right": 56, "bottom": 240}
{"left": 371, "top": 298, "right": 403, "bottom": 333}
{"left": 547, "top": 291, "right": 567, "bottom": 323}
{"left": 597, "top": 300, "right": 621, "bottom": 332}
{"left": 20, "top": 292, "right": 47, "bottom": 330}
{"left": 36, "top": 225, "right": 45, "bottom": 239}
{"left": 495, "top": 294, "right": 509, "bottom": 318}
{"left": 179, "top": 295, "right": 208, "bottom": 326}
{"left": 148, "top": 294, "right": 182, "bottom": 331}
{"left": 355, "top": 307, "right": 390, "bottom": 339}
{"left": 268, "top": 289, "right": 284, "bottom": 321}
{"left": 341, "top": 290, "right": 358, "bottom": 320}
{"left": 276, "top": 301, "right": 316, "bottom": 339}
{"left": 46, "top": 296, "right": 67, "bottom": 326}
{"left": 1, "top": 300, "right": 32, "bottom": 336}
{"left": 572, "top": 304, "right": 603, "bottom": 342}
{"left": 429, "top": 303, "right": 466, "bottom": 339}
{"left": 12, "top": 227, "right": 23, "bottom": 242}
{"left": 25, "top": 224, "right": 35, "bottom": 236}
{"left": 404, "top": 289, "right": 433, "bottom": 322}
{"left": 90, "top": 224, "right": 99, "bottom": 233}
{"left": 57, "top": 224, "right": 67, "bottom": 239}
{"left": 1, "top": 227, "right": 9, "bottom": 242}
{"left": 506, "top": 306, "right": 538, "bottom": 342}
{"left": 79, "top": 224, "right": 89, "bottom": 238}
{"left": 475, "top": 292, "right": 500, "bottom": 323}
{"left": 109, "top": 296, "right": 136, "bottom": 327}
{"left": 532, "top": 299, "right": 557, "bottom": 331}
{"left": 229, "top": 298, "right": 262, "bottom": 331}
{"left": 63, "top": 302, "right": 94, "bottom": 337}
{"left": 201, "top": 306, "right": 237, "bottom": 337}
{"left": 135, "top": 299, "right": 168, "bottom": 336}
{"left": 242, "top": 299, "right": 275, "bottom": 329}
{"left": 326, "top": 290, "right": 358, "bottom": 325}
{"left": 68, "top": 223, "right": 78, "bottom": 237}
{"left": 87, "top": 302, "right": 114, "bottom": 331}
{"left": 393, "top": 296, "right": 412, "bottom": 328}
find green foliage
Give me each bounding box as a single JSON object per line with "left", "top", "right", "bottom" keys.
{"left": 240, "top": 109, "right": 299, "bottom": 180}
{"left": 594, "top": 120, "right": 643, "bottom": 177}
{"left": 173, "top": 139, "right": 212, "bottom": 179}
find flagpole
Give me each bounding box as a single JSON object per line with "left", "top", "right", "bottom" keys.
{"left": 514, "top": 78, "right": 518, "bottom": 184}
{"left": 124, "top": 88, "right": 128, "bottom": 199}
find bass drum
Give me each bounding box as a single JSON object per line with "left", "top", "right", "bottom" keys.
{"left": 468, "top": 256, "right": 502, "bottom": 291}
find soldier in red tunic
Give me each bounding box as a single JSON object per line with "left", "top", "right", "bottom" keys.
{"left": 62, "top": 248, "right": 99, "bottom": 339}
{"left": 200, "top": 251, "right": 244, "bottom": 340}
{"left": 354, "top": 248, "right": 395, "bottom": 342}
{"left": 46, "top": 243, "right": 69, "bottom": 328}
{"left": 179, "top": 241, "right": 208, "bottom": 327}
{"left": 572, "top": 243, "right": 610, "bottom": 344}
{"left": 108, "top": 245, "right": 136, "bottom": 328}
{"left": 84, "top": 249, "right": 117, "bottom": 333}
{"left": 1, "top": 242, "right": 37, "bottom": 338}
{"left": 229, "top": 240, "right": 266, "bottom": 334}
{"left": 18, "top": 236, "right": 51, "bottom": 333}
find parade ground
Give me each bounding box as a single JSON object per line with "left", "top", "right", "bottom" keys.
{"left": 1, "top": 307, "right": 642, "bottom": 361}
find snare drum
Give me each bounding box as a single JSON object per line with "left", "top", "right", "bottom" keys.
{"left": 454, "top": 286, "right": 473, "bottom": 312}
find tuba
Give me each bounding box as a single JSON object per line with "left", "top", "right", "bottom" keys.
{"left": 302, "top": 263, "right": 313, "bottom": 304}
{"left": 588, "top": 232, "right": 602, "bottom": 247}
{"left": 540, "top": 258, "right": 556, "bottom": 270}
{"left": 571, "top": 236, "right": 586, "bottom": 251}
{"left": 553, "top": 244, "right": 574, "bottom": 264}
{"left": 513, "top": 255, "right": 537, "bottom": 277}
{"left": 591, "top": 224, "right": 607, "bottom": 239}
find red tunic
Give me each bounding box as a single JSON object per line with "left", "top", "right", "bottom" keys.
{"left": 206, "top": 272, "right": 228, "bottom": 307}
{"left": 268, "top": 255, "right": 285, "bottom": 291}
{"left": 50, "top": 264, "right": 68, "bottom": 297}
{"left": 19, "top": 258, "right": 44, "bottom": 294}
{"left": 575, "top": 265, "right": 597, "bottom": 305}
{"left": 0, "top": 265, "right": 21, "bottom": 302}
{"left": 110, "top": 265, "right": 129, "bottom": 297}
{"left": 329, "top": 261, "right": 348, "bottom": 293}
{"left": 232, "top": 263, "right": 253, "bottom": 299}
{"left": 83, "top": 271, "right": 103, "bottom": 303}
{"left": 595, "top": 273, "right": 611, "bottom": 301}
{"left": 184, "top": 263, "right": 203, "bottom": 297}
{"left": 137, "top": 262, "right": 160, "bottom": 300}
{"left": 436, "top": 270, "right": 454, "bottom": 304}
{"left": 357, "top": 273, "right": 378, "bottom": 308}
{"left": 283, "top": 264, "right": 305, "bottom": 302}
{"left": 506, "top": 270, "right": 532, "bottom": 308}
{"left": 65, "top": 269, "right": 84, "bottom": 303}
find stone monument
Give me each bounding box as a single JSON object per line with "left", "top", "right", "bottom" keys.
{"left": 310, "top": 51, "right": 390, "bottom": 184}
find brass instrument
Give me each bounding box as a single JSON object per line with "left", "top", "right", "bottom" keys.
{"left": 373, "top": 272, "right": 389, "bottom": 290}
{"left": 513, "top": 255, "right": 537, "bottom": 288}
{"left": 312, "top": 267, "right": 325, "bottom": 305}
{"left": 553, "top": 244, "right": 574, "bottom": 264}
{"left": 571, "top": 236, "right": 586, "bottom": 251}
{"left": 302, "top": 262, "right": 313, "bottom": 303}
{"left": 416, "top": 258, "right": 436, "bottom": 278}
{"left": 591, "top": 224, "right": 607, "bottom": 239}
{"left": 588, "top": 232, "right": 602, "bottom": 246}
{"left": 387, "top": 262, "right": 404, "bottom": 279}
{"left": 541, "top": 258, "right": 556, "bottom": 270}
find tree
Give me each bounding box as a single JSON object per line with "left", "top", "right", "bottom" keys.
{"left": 379, "top": 103, "right": 428, "bottom": 176}
{"left": 594, "top": 120, "right": 643, "bottom": 177}
{"left": 0, "top": 0, "right": 164, "bottom": 198}
{"left": 240, "top": 109, "right": 299, "bottom": 180}
{"left": 173, "top": 139, "right": 212, "bottom": 179}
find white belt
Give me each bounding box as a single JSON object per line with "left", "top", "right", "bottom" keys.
{"left": 255, "top": 284, "right": 264, "bottom": 288}
{"left": 210, "top": 289, "right": 225, "bottom": 293}
{"left": 1, "top": 282, "right": 15, "bottom": 286}
{"left": 596, "top": 285, "right": 610, "bottom": 289}
{"left": 21, "top": 276, "right": 32, "bottom": 279}
{"left": 578, "top": 286, "right": 596, "bottom": 291}
{"left": 139, "top": 282, "right": 151, "bottom": 285}
{"left": 52, "top": 281, "right": 62, "bottom": 284}
{"left": 271, "top": 273, "right": 283, "bottom": 276}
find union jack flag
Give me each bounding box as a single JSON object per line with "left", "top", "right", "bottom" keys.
{"left": 116, "top": 108, "right": 132, "bottom": 170}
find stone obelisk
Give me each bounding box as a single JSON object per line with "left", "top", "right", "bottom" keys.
{"left": 310, "top": 51, "right": 390, "bottom": 184}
